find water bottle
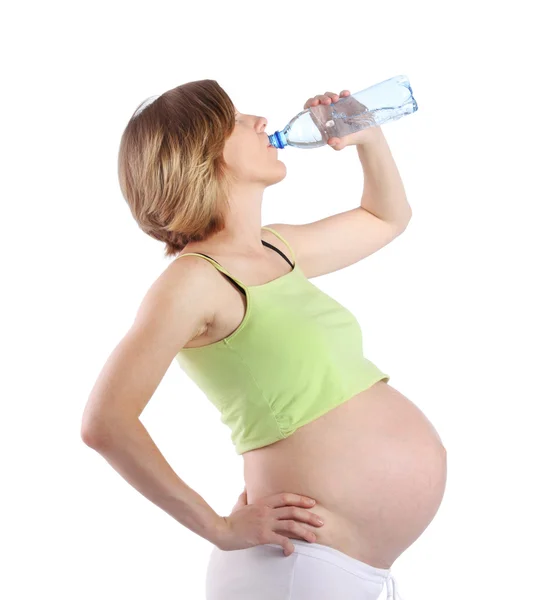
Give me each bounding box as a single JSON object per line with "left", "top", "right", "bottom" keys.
{"left": 267, "top": 74, "right": 417, "bottom": 150}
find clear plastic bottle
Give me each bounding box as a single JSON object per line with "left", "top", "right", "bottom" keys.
{"left": 267, "top": 74, "right": 417, "bottom": 150}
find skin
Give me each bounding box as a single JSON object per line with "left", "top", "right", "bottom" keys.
{"left": 194, "top": 93, "right": 447, "bottom": 569}
{"left": 182, "top": 106, "right": 287, "bottom": 259}
{"left": 83, "top": 90, "right": 443, "bottom": 568}
{"left": 183, "top": 91, "right": 351, "bottom": 260}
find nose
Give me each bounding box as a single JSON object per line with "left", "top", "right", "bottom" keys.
{"left": 258, "top": 116, "right": 268, "bottom": 131}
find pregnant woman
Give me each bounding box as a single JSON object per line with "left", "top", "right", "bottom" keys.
{"left": 82, "top": 79, "right": 447, "bottom": 600}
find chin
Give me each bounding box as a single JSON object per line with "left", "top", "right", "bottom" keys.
{"left": 264, "top": 168, "right": 287, "bottom": 188}
{"left": 273, "top": 164, "right": 287, "bottom": 183}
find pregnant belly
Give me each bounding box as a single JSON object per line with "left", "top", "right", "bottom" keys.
{"left": 242, "top": 381, "right": 448, "bottom": 569}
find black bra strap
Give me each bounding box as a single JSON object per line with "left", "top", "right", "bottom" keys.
{"left": 195, "top": 240, "right": 292, "bottom": 271}
{"left": 189, "top": 252, "right": 247, "bottom": 295}
{"left": 192, "top": 240, "right": 293, "bottom": 296}
{"left": 261, "top": 240, "right": 294, "bottom": 267}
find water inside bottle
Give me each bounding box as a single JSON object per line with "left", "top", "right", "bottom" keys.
{"left": 268, "top": 75, "right": 417, "bottom": 149}
{"left": 308, "top": 95, "right": 378, "bottom": 143}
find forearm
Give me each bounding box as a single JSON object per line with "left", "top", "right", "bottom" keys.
{"left": 83, "top": 417, "right": 223, "bottom": 545}
{"left": 357, "top": 128, "right": 412, "bottom": 225}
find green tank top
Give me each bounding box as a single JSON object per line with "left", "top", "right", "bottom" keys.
{"left": 174, "top": 226, "right": 389, "bottom": 455}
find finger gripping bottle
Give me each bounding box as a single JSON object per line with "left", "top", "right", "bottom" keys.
{"left": 267, "top": 74, "right": 417, "bottom": 150}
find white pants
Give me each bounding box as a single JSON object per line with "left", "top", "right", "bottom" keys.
{"left": 205, "top": 539, "right": 403, "bottom": 599}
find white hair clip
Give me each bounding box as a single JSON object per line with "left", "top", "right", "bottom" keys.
{"left": 135, "top": 94, "right": 161, "bottom": 116}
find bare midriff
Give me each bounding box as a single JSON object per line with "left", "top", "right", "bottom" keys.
{"left": 177, "top": 233, "right": 447, "bottom": 569}
{"left": 242, "top": 380, "right": 447, "bottom": 569}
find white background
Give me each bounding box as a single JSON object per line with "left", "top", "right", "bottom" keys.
{"left": 2, "top": 1, "right": 549, "bottom": 598}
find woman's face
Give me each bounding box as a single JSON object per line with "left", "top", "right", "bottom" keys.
{"left": 222, "top": 109, "right": 286, "bottom": 188}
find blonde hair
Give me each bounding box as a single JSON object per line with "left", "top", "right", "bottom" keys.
{"left": 117, "top": 79, "right": 238, "bottom": 258}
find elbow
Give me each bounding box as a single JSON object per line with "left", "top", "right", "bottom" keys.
{"left": 81, "top": 411, "right": 121, "bottom": 449}
{"left": 395, "top": 211, "right": 412, "bottom": 234}
{"left": 81, "top": 392, "right": 126, "bottom": 448}
{"left": 400, "top": 209, "right": 413, "bottom": 229}
{"left": 81, "top": 423, "right": 102, "bottom": 448}
{"left": 81, "top": 420, "right": 108, "bottom": 449}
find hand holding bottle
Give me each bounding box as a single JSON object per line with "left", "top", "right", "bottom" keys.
{"left": 214, "top": 487, "right": 325, "bottom": 556}
{"left": 268, "top": 75, "right": 417, "bottom": 150}
{"left": 304, "top": 89, "right": 379, "bottom": 151}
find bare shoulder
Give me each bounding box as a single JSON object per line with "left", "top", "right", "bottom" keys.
{"left": 81, "top": 255, "right": 221, "bottom": 434}
{"left": 263, "top": 210, "right": 410, "bottom": 278}
{"left": 149, "top": 254, "right": 221, "bottom": 343}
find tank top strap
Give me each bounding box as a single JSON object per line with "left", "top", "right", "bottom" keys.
{"left": 261, "top": 226, "right": 296, "bottom": 265}
{"left": 173, "top": 252, "right": 247, "bottom": 290}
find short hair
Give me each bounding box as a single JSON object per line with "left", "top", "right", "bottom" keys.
{"left": 117, "top": 79, "right": 237, "bottom": 258}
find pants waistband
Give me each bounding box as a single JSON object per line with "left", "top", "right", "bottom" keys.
{"left": 264, "top": 540, "right": 403, "bottom": 599}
